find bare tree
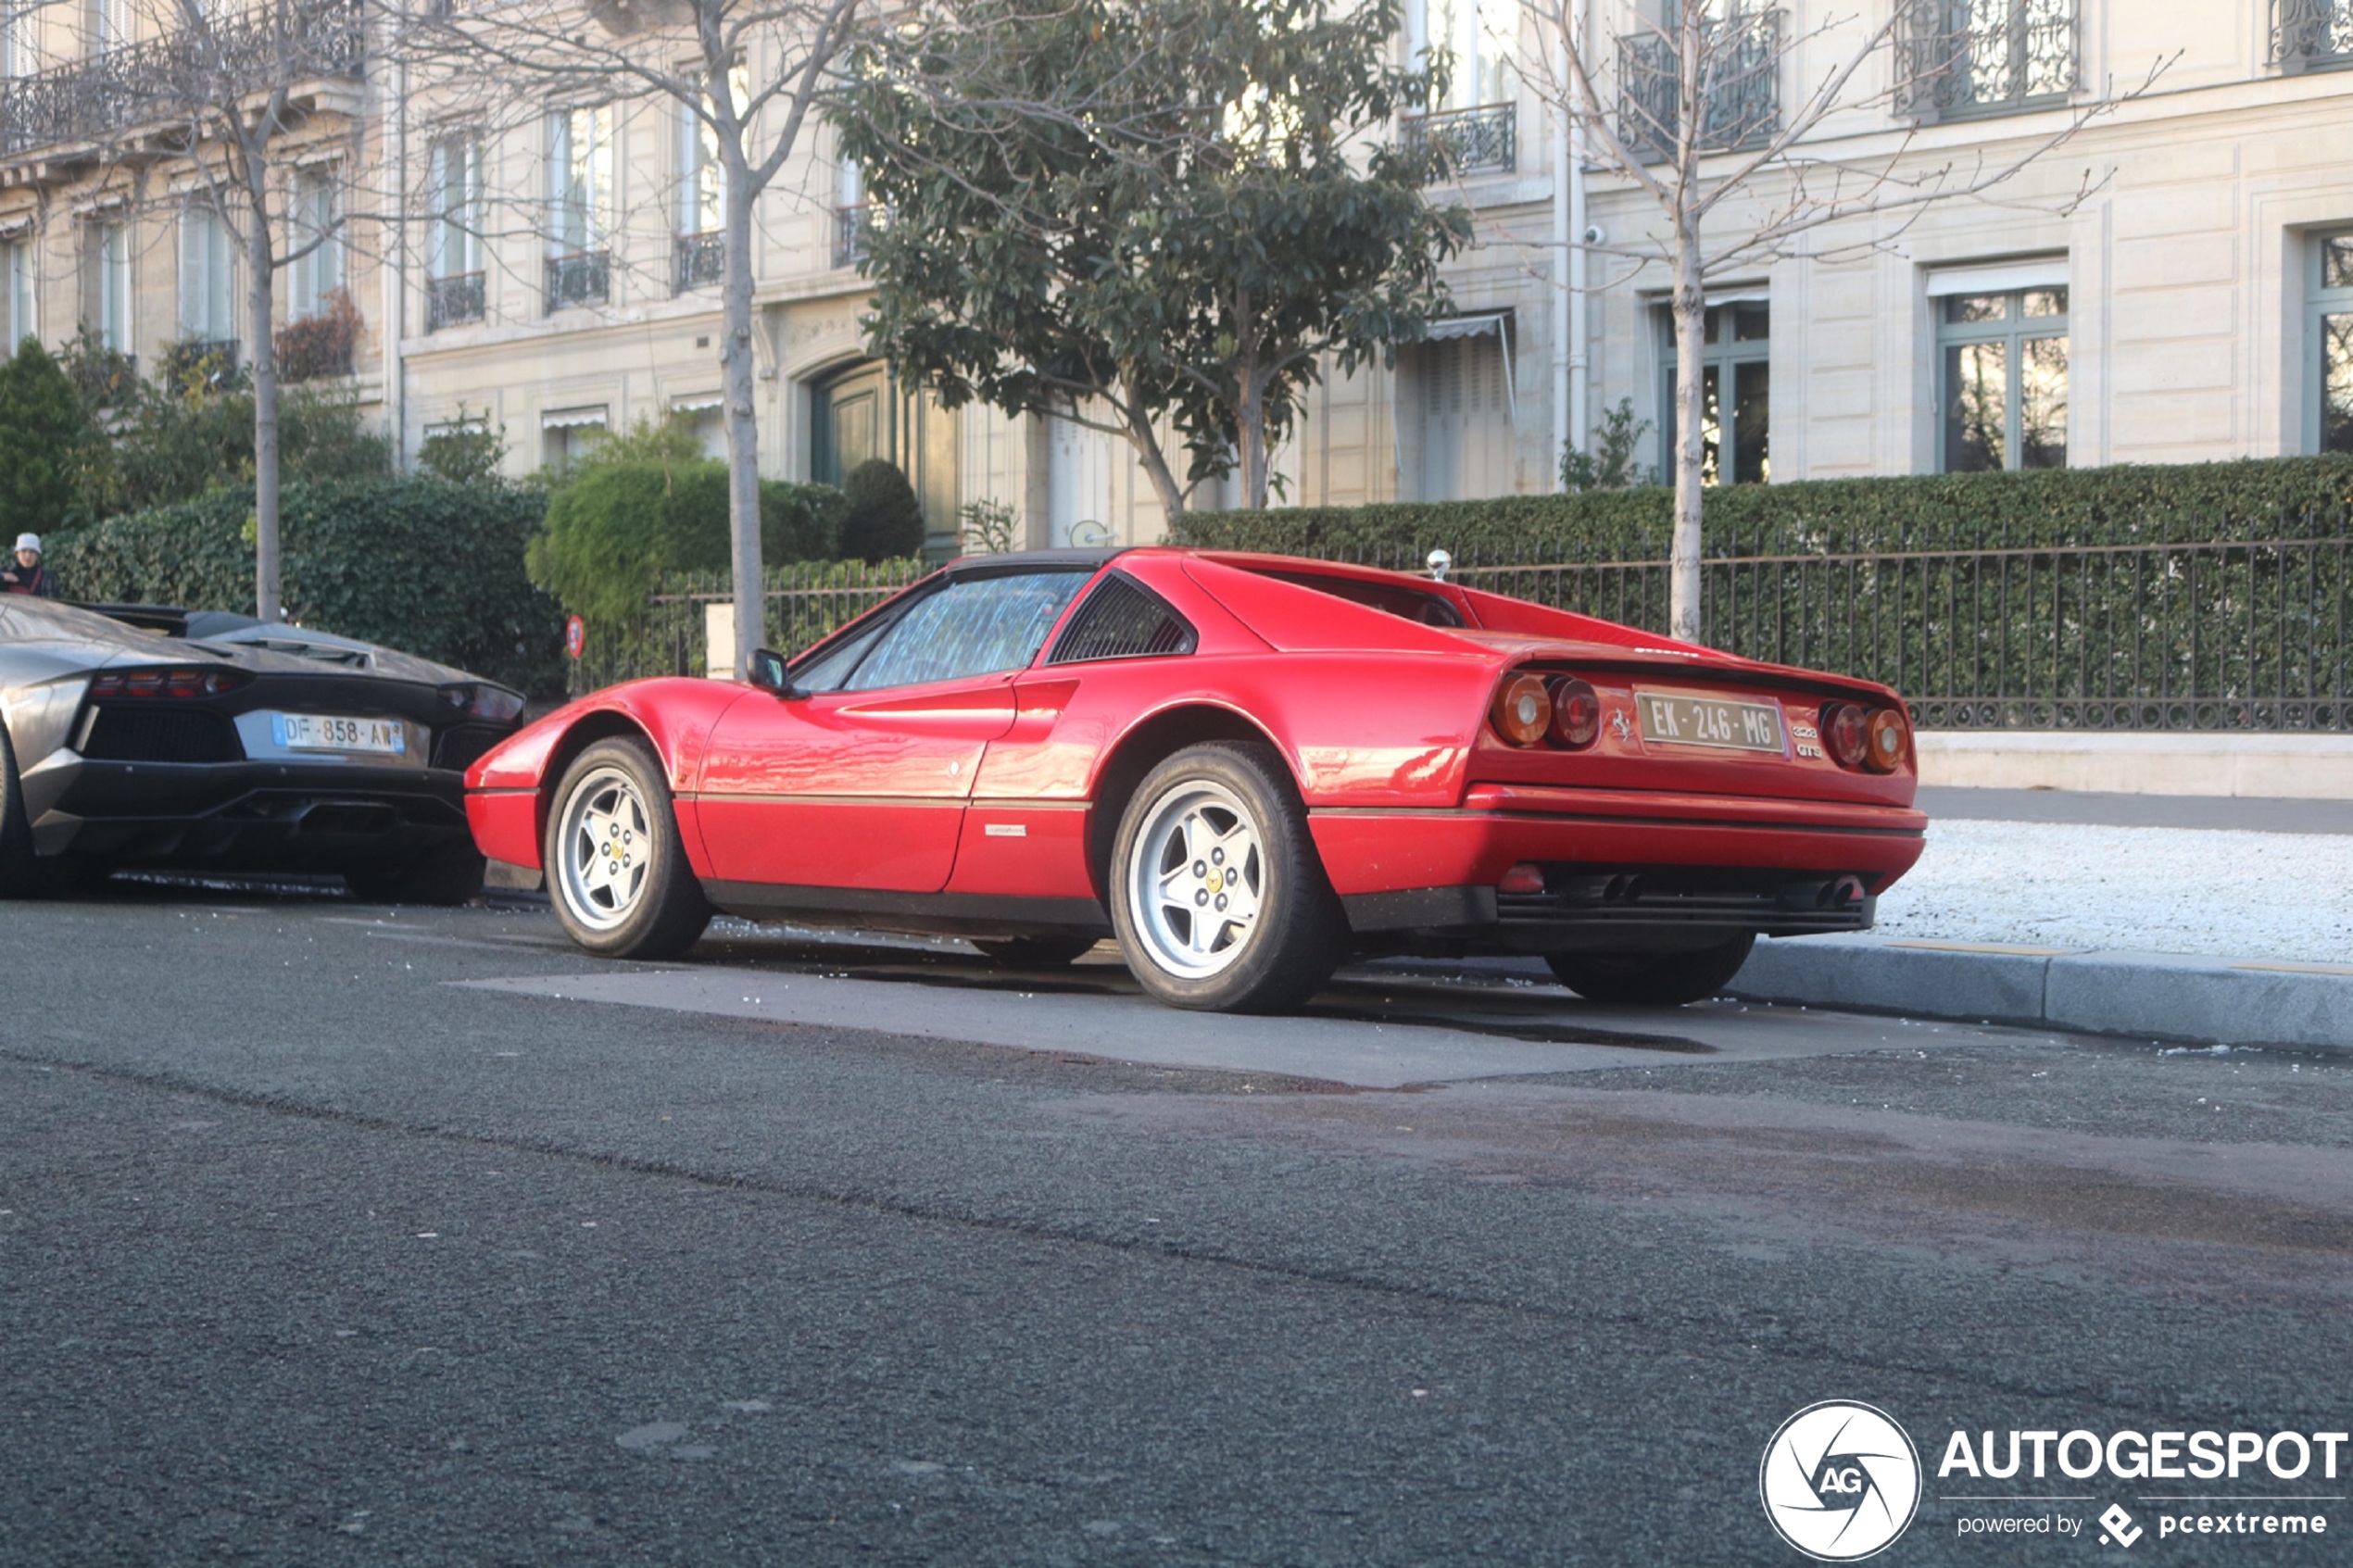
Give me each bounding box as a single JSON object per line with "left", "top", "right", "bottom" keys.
{"left": 1526, "top": 0, "right": 2165, "bottom": 644}
{"left": 400, "top": 0, "right": 870, "bottom": 673}
{"left": 28, "top": 0, "right": 369, "bottom": 620}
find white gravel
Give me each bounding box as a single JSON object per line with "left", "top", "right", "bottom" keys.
{"left": 1871, "top": 817, "right": 2353, "bottom": 965}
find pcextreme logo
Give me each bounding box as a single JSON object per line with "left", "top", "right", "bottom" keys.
{"left": 1760, "top": 1401, "right": 1924, "bottom": 1562}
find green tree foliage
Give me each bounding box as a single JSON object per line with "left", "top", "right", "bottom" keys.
{"left": 835, "top": 0, "right": 1470, "bottom": 515}
{"left": 0, "top": 339, "right": 97, "bottom": 541}
{"left": 525, "top": 456, "right": 847, "bottom": 627}
{"left": 1560, "top": 398, "right": 1657, "bottom": 493}
{"left": 47, "top": 477, "right": 564, "bottom": 695}
{"left": 838, "top": 459, "right": 925, "bottom": 563}
{"left": 48, "top": 329, "right": 388, "bottom": 521}
{"left": 417, "top": 408, "right": 510, "bottom": 486}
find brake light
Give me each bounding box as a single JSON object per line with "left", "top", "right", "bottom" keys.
{"left": 1821, "top": 702, "right": 1869, "bottom": 769}
{"left": 1866, "top": 707, "right": 1908, "bottom": 772}
{"left": 1547, "top": 678, "right": 1601, "bottom": 749}
{"left": 1491, "top": 673, "right": 1551, "bottom": 747}
{"left": 89, "top": 667, "right": 245, "bottom": 699}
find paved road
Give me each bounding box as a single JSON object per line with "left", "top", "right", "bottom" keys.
{"left": 1916, "top": 786, "right": 2353, "bottom": 835}
{"left": 6, "top": 880, "right": 2351, "bottom": 1565}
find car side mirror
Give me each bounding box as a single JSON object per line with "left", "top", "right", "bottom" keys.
{"left": 746, "top": 647, "right": 802, "bottom": 697}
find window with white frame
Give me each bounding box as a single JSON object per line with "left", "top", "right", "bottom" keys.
{"left": 1407, "top": 0, "right": 1514, "bottom": 109}
{"left": 91, "top": 220, "right": 129, "bottom": 354}
{"left": 427, "top": 137, "right": 483, "bottom": 281}
{"left": 547, "top": 105, "right": 614, "bottom": 309}
{"left": 289, "top": 167, "right": 344, "bottom": 318}
{"left": 2313, "top": 232, "right": 2353, "bottom": 455}
{"left": 1934, "top": 276, "right": 2067, "bottom": 471}
{"left": 2, "top": 239, "right": 32, "bottom": 352}
{"left": 91, "top": 0, "right": 131, "bottom": 53}
{"left": 179, "top": 203, "right": 235, "bottom": 345}
{"left": 1656, "top": 300, "right": 1769, "bottom": 485}
{"left": 547, "top": 104, "right": 613, "bottom": 260}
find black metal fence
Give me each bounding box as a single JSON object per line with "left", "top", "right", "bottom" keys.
{"left": 573, "top": 515, "right": 2351, "bottom": 733}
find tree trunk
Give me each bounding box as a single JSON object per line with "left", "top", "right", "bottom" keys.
{"left": 247, "top": 171, "right": 281, "bottom": 624}
{"left": 1237, "top": 365, "right": 1268, "bottom": 511}
{"left": 722, "top": 174, "right": 764, "bottom": 677}
{"left": 1668, "top": 219, "right": 1705, "bottom": 646}
{"left": 1119, "top": 398, "right": 1189, "bottom": 522}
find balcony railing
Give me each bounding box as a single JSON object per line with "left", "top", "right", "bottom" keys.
{"left": 0, "top": 0, "right": 362, "bottom": 160}
{"left": 1616, "top": 7, "right": 1780, "bottom": 162}
{"left": 426, "top": 270, "right": 484, "bottom": 332}
{"left": 673, "top": 229, "right": 724, "bottom": 294}
{"left": 545, "top": 251, "right": 610, "bottom": 312}
{"left": 834, "top": 203, "right": 883, "bottom": 270}
{"left": 1400, "top": 103, "right": 1516, "bottom": 179}
{"left": 1897, "top": 0, "right": 2076, "bottom": 120}
{"left": 2274, "top": 0, "right": 2353, "bottom": 70}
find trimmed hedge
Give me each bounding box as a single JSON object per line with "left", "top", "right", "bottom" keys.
{"left": 1168, "top": 457, "right": 2353, "bottom": 560}
{"left": 49, "top": 477, "right": 565, "bottom": 696}
{"left": 524, "top": 458, "right": 848, "bottom": 628}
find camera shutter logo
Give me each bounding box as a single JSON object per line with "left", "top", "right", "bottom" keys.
{"left": 1759, "top": 1401, "right": 1922, "bottom": 1561}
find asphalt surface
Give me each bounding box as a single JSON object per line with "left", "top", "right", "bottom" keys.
{"left": 6, "top": 877, "right": 2351, "bottom": 1565}
{"left": 1914, "top": 786, "right": 2353, "bottom": 835}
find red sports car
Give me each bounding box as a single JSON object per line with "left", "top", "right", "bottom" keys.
{"left": 465, "top": 548, "right": 1924, "bottom": 1012}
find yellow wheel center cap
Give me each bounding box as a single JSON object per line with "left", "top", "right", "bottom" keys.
{"left": 1206, "top": 869, "right": 1223, "bottom": 894}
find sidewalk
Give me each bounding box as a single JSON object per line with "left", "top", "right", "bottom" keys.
{"left": 1732, "top": 790, "right": 2353, "bottom": 1050}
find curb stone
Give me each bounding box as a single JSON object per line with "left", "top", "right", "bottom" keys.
{"left": 1727, "top": 935, "right": 2353, "bottom": 1051}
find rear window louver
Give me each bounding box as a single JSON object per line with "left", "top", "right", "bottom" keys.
{"left": 1048, "top": 573, "right": 1197, "bottom": 664}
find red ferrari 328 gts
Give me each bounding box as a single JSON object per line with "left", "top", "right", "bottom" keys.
{"left": 465, "top": 548, "right": 1925, "bottom": 1012}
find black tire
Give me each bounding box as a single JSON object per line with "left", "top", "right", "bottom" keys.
{"left": 344, "top": 841, "right": 487, "bottom": 906}
{"left": 971, "top": 935, "right": 1101, "bottom": 967}
{"left": 1108, "top": 741, "right": 1345, "bottom": 1013}
{"left": 544, "top": 736, "right": 711, "bottom": 960}
{"left": 1544, "top": 934, "right": 1757, "bottom": 1006}
{"left": 0, "top": 721, "right": 82, "bottom": 900}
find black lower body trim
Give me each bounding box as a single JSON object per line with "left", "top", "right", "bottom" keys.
{"left": 700, "top": 880, "right": 1111, "bottom": 942}
{"left": 1342, "top": 884, "right": 1498, "bottom": 932}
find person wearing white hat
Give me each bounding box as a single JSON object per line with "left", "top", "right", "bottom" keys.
{"left": 3, "top": 532, "right": 58, "bottom": 598}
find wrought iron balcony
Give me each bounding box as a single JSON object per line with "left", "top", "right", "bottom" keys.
{"left": 1401, "top": 103, "right": 1516, "bottom": 179}
{"left": 0, "top": 0, "right": 362, "bottom": 162}
{"left": 1897, "top": 0, "right": 2075, "bottom": 119}
{"left": 834, "top": 203, "right": 884, "bottom": 270}
{"left": 426, "top": 270, "right": 484, "bottom": 332}
{"left": 545, "top": 251, "right": 610, "bottom": 313}
{"left": 1615, "top": 7, "right": 1780, "bottom": 162}
{"left": 673, "top": 229, "right": 724, "bottom": 294}
{"left": 2273, "top": 0, "right": 2353, "bottom": 70}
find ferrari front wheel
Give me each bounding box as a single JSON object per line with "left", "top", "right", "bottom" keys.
{"left": 1110, "top": 742, "right": 1343, "bottom": 1012}
{"left": 1544, "top": 934, "right": 1756, "bottom": 1007}
{"left": 546, "top": 737, "right": 711, "bottom": 960}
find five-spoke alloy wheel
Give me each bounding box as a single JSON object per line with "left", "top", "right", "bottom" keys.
{"left": 1110, "top": 742, "right": 1343, "bottom": 1012}
{"left": 545, "top": 737, "right": 711, "bottom": 959}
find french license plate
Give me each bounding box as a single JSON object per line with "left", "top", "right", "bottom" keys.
{"left": 271, "top": 712, "right": 406, "bottom": 756}
{"left": 1633, "top": 689, "right": 1784, "bottom": 754}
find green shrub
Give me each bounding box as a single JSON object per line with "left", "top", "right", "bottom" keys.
{"left": 48, "top": 477, "right": 564, "bottom": 695}
{"left": 0, "top": 338, "right": 96, "bottom": 541}
{"left": 839, "top": 458, "right": 925, "bottom": 563}
{"left": 524, "top": 458, "right": 848, "bottom": 627}
{"left": 1170, "top": 456, "right": 2353, "bottom": 562}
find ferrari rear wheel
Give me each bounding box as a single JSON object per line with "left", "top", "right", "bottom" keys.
{"left": 1110, "top": 742, "right": 1343, "bottom": 1013}
{"left": 546, "top": 737, "right": 711, "bottom": 960}
{"left": 1544, "top": 934, "right": 1756, "bottom": 1007}
{"left": 971, "top": 935, "right": 1101, "bottom": 967}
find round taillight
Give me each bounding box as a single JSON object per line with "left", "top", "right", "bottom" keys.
{"left": 1822, "top": 702, "right": 1869, "bottom": 769}
{"left": 1491, "top": 673, "right": 1552, "bottom": 746}
{"left": 1548, "top": 678, "right": 1601, "bottom": 748}
{"left": 1866, "top": 708, "right": 1907, "bottom": 772}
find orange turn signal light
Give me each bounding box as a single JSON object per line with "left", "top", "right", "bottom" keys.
{"left": 1491, "top": 673, "right": 1552, "bottom": 746}
{"left": 1865, "top": 707, "right": 1908, "bottom": 772}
